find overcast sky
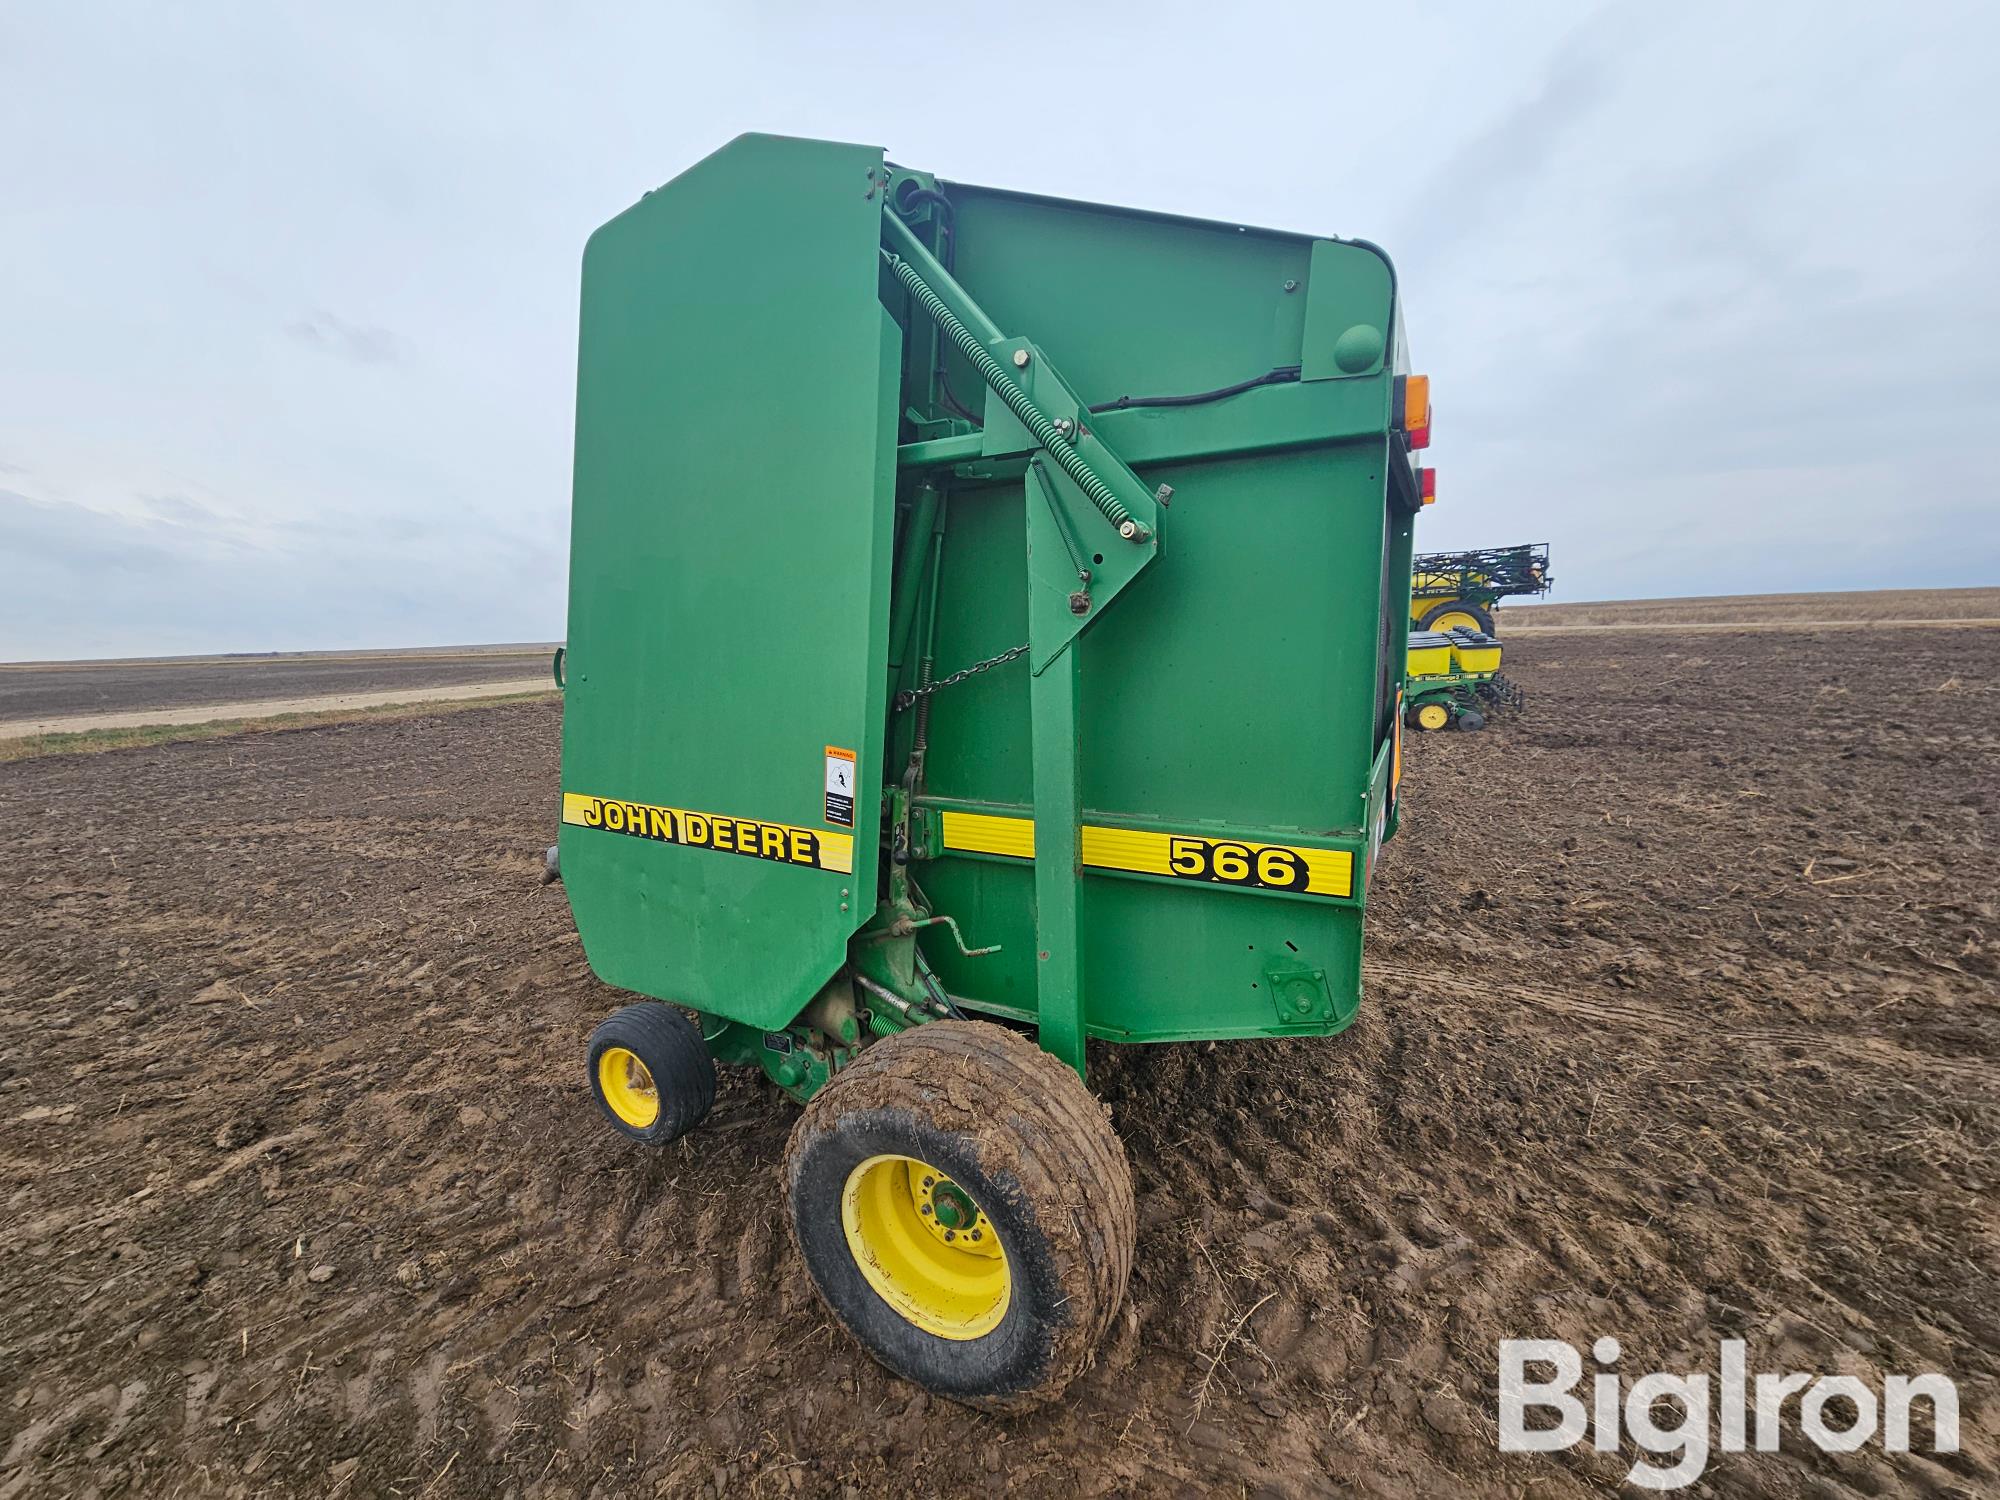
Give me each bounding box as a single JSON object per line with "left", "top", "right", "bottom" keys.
{"left": 3, "top": 2, "right": 1995, "bottom": 660}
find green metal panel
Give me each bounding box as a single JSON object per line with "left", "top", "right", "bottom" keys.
{"left": 884, "top": 185, "right": 1410, "bottom": 1044}
{"left": 559, "top": 134, "right": 898, "bottom": 1031}
{"left": 1301, "top": 238, "right": 1393, "bottom": 381}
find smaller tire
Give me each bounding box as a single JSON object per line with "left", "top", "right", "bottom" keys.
{"left": 1453, "top": 708, "right": 1487, "bottom": 732}
{"left": 1418, "top": 598, "right": 1497, "bottom": 635}
{"left": 586, "top": 1002, "right": 715, "bottom": 1145}
{"left": 1410, "top": 700, "right": 1452, "bottom": 732}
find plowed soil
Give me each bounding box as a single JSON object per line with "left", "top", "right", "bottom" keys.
{"left": 0, "top": 650, "right": 553, "bottom": 723}
{"left": 1506, "top": 586, "right": 2000, "bottom": 630}
{"left": 3, "top": 623, "right": 1996, "bottom": 1499}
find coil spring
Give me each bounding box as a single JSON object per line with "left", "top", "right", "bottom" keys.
{"left": 883, "top": 251, "right": 1137, "bottom": 537}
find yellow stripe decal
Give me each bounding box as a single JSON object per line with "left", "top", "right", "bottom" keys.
{"left": 939, "top": 810, "right": 1037, "bottom": 859}
{"left": 942, "top": 812, "right": 1352, "bottom": 899}
{"left": 562, "top": 792, "right": 853, "bottom": 875}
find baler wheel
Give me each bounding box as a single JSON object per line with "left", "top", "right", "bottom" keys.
{"left": 784, "top": 1020, "right": 1135, "bottom": 1413}
{"left": 1417, "top": 599, "right": 1497, "bottom": 635}
{"left": 585, "top": 1003, "right": 715, "bottom": 1145}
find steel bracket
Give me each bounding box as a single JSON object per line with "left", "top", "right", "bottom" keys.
{"left": 1265, "top": 956, "right": 1336, "bottom": 1026}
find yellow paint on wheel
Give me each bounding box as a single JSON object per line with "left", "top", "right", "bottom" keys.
{"left": 841, "top": 1154, "right": 1009, "bottom": 1340}
{"left": 1415, "top": 702, "right": 1451, "bottom": 731}
{"left": 598, "top": 1046, "right": 660, "bottom": 1128}
{"left": 1423, "top": 606, "right": 1484, "bottom": 634}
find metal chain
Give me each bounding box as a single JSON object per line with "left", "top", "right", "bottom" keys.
{"left": 894, "top": 642, "right": 1028, "bottom": 712}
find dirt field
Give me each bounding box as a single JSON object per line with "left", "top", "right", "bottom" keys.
{"left": 3, "top": 620, "right": 1996, "bottom": 1498}
{"left": 0, "top": 649, "right": 554, "bottom": 724}
{"left": 1505, "top": 586, "right": 2000, "bottom": 631}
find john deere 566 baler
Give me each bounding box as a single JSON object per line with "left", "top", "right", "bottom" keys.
{"left": 556, "top": 134, "right": 1431, "bottom": 1410}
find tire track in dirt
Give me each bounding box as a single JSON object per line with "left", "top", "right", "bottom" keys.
{"left": 1364, "top": 959, "right": 1996, "bottom": 1092}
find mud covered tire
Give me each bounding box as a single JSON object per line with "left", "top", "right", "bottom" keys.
{"left": 783, "top": 1020, "right": 1135, "bottom": 1413}
{"left": 586, "top": 1002, "right": 715, "bottom": 1145}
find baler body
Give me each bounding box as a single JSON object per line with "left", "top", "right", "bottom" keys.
{"left": 558, "top": 135, "right": 1426, "bottom": 1082}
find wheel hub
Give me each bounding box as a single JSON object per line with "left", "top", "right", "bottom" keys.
{"left": 597, "top": 1046, "right": 660, "bottom": 1128}
{"left": 914, "top": 1172, "right": 990, "bottom": 1243}
{"left": 842, "top": 1154, "right": 1009, "bottom": 1338}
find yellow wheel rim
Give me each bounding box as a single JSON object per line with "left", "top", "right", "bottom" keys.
{"left": 841, "top": 1154, "right": 1009, "bottom": 1340}
{"left": 597, "top": 1046, "right": 660, "bottom": 1128}
{"left": 1424, "top": 607, "right": 1483, "bottom": 633}
{"left": 1416, "top": 702, "right": 1451, "bottom": 731}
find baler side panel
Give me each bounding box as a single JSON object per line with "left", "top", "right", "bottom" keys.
{"left": 904, "top": 190, "right": 1399, "bottom": 1043}
{"left": 559, "top": 134, "right": 898, "bottom": 1032}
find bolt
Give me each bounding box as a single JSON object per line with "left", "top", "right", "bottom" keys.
{"left": 1053, "top": 417, "right": 1073, "bottom": 435}
{"left": 943, "top": 1230, "right": 955, "bottom": 1242}
{"left": 1283, "top": 278, "right": 1299, "bottom": 292}
{"left": 921, "top": 1204, "right": 932, "bottom": 1216}
{"left": 1154, "top": 483, "right": 1174, "bottom": 506}
{"left": 1012, "top": 349, "right": 1031, "bottom": 368}
{"left": 1068, "top": 591, "right": 1091, "bottom": 615}
{"left": 970, "top": 1229, "right": 982, "bottom": 1241}
{"left": 1118, "top": 520, "right": 1137, "bottom": 540}
{"left": 923, "top": 1176, "right": 934, "bottom": 1187}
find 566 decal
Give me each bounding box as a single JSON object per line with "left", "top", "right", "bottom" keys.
{"left": 1167, "top": 836, "right": 1311, "bottom": 893}
{"left": 941, "top": 812, "right": 1357, "bottom": 900}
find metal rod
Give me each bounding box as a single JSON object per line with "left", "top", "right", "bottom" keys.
{"left": 895, "top": 432, "right": 984, "bottom": 469}
{"left": 1030, "top": 458, "right": 1090, "bottom": 584}
{"left": 911, "top": 511, "right": 946, "bottom": 764}
{"left": 904, "top": 912, "right": 1000, "bottom": 958}
{"left": 887, "top": 481, "right": 941, "bottom": 677}
{"left": 852, "top": 971, "right": 940, "bottom": 1021}
{"left": 880, "top": 225, "right": 1145, "bottom": 542}
{"left": 881, "top": 208, "right": 1004, "bottom": 344}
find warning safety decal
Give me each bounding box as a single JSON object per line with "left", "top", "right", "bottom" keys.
{"left": 563, "top": 792, "right": 852, "bottom": 875}
{"left": 939, "top": 811, "right": 1352, "bottom": 899}
{"left": 823, "top": 746, "right": 857, "bottom": 828}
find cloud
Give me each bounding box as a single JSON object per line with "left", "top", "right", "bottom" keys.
{"left": 0, "top": 486, "right": 554, "bottom": 660}
{"left": 286, "top": 310, "right": 405, "bottom": 366}
{"left": 1394, "top": 21, "right": 1615, "bottom": 277}
{"left": 0, "top": 3, "right": 1993, "bottom": 659}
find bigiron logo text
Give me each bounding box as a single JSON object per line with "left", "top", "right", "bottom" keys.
{"left": 1499, "top": 1338, "right": 1959, "bottom": 1490}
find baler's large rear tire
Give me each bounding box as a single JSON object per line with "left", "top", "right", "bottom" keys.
{"left": 586, "top": 1002, "right": 715, "bottom": 1145}
{"left": 784, "top": 1020, "right": 1134, "bottom": 1413}
{"left": 1418, "top": 598, "right": 1497, "bottom": 635}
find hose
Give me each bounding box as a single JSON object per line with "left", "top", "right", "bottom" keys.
{"left": 1088, "top": 365, "right": 1301, "bottom": 413}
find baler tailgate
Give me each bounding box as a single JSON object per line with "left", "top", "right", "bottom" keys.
{"left": 559, "top": 135, "right": 900, "bottom": 1030}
